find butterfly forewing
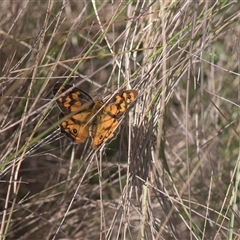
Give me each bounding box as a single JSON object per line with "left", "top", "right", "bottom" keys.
{"left": 90, "top": 90, "right": 138, "bottom": 148}
{"left": 104, "top": 90, "right": 138, "bottom": 117}
{"left": 53, "top": 83, "right": 95, "bottom": 143}
{"left": 53, "top": 83, "right": 94, "bottom": 114}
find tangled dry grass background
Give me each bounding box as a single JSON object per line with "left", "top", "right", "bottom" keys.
{"left": 0, "top": 1, "right": 240, "bottom": 239}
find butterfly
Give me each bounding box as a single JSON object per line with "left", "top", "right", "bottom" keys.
{"left": 53, "top": 83, "right": 138, "bottom": 148}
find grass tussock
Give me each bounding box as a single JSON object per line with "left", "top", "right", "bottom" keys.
{"left": 0, "top": 1, "right": 240, "bottom": 239}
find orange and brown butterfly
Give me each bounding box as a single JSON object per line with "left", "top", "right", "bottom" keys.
{"left": 53, "top": 83, "right": 138, "bottom": 148}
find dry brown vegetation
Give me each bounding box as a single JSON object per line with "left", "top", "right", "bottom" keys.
{"left": 0, "top": 1, "right": 240, "bottom": 239}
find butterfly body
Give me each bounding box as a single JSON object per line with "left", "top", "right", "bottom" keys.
{"left": 53, "top": 83, "right": 138, "bottom": 148}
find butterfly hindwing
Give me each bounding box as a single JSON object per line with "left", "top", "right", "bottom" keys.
{"left": 59, "top": 112, "right": 92, "bottom": 143}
